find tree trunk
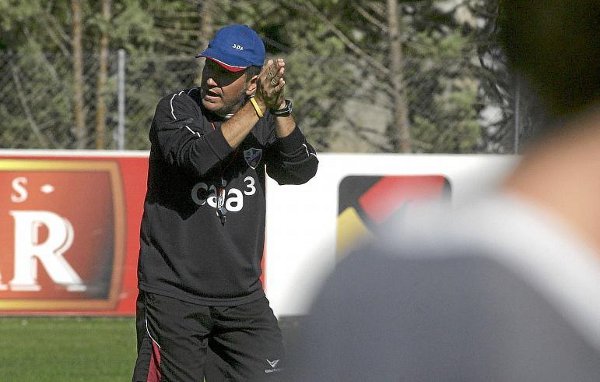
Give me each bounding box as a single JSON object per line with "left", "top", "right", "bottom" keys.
{"left": 71, "top": 0, "right": 86, "bottom": 148}
{"left": 387, "top": 0, "right": 411, "bottom": 152}
{"left": 196, "top": 0, "right": 215, "bottom": 85}
{"left": 95, "top": 0, "right": 111, "bottom": 149}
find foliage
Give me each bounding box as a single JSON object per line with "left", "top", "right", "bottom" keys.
{"left": 0, "top": 0, "right": 514, "bottom": 153}
{"left": 222, "top": 0, "right": 510, "bottom": 152}
{"left": 0, "top": 0, "right": 202, "bottom": 149}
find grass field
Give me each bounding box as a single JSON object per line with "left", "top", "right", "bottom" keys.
{"left": 0, "top": 317, "right": 137, "bottom": 381}
{"left": 0, "top": 316, "right": 301, "bottom": 381}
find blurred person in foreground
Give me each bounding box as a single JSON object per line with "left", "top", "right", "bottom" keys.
{"left": 132, "top": 24, "right": 318, "bottom": 382}
{"left": 289, "top": 1, "right": 600, "bottom": 381}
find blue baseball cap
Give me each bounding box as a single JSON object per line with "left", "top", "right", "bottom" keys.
{"left": 197, "top": 24, "right": 266, "bottom": 72}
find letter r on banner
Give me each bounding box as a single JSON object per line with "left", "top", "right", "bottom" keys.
{"left": 9, "top": 211, "right": 86, "bottom": 292}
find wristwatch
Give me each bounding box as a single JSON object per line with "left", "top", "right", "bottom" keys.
{"left": 270, "top": 99, "right": 293, "bottom": 117}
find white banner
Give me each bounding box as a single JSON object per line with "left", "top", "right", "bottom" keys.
{"left": 265, "top": 153, "right": 517, "bottom": 317}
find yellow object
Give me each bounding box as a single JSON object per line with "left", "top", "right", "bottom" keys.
{"left": 249, "top": 97, "right": 264, "bottom": 118}
{"left": 336, "top": 207, "right": 373, "bottom": 258}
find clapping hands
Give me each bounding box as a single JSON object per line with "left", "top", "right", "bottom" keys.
{"left": 255, "top": 59, "right": 286, "bottom": 110}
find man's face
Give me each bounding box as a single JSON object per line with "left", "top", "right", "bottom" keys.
{"left": 200, "top": 60, "right": 253, "bottom": 117}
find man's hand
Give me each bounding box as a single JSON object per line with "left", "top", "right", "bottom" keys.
{"left": 255, "top": 59, "right": 286, "bottom": 110}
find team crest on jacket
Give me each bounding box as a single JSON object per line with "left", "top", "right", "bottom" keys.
{"left": 244, "top": 148, "right": 262, "bottom": 169}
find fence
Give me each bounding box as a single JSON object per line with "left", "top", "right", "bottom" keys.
{"left": 0, "top": 50, "right": 532, "bottom": 153}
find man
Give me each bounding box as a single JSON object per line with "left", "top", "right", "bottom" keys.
{"left": 133, "top": 24, "right": 318, "bottom": 381}
{"left": 290, "top": 1, "right": 600, "bottom": 381}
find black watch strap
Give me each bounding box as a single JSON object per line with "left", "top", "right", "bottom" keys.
{"left": 270, "top": 99, "right": 293, "bottom": 117}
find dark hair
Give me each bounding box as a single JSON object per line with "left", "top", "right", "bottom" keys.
{"left": 497, "top": 0, "right": 600, "bottom": 118}
{"left": 245, "top": 65, "right": 262, "bottom": 80}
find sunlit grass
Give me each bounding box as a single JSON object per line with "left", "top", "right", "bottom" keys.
{"left": 0, "top": 317, "right": 136, "bottom": 382}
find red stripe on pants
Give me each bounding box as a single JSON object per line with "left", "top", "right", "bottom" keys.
{"left": 147, "top": 340, "right": 161, "bottom": 382}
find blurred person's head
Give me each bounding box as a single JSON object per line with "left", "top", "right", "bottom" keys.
{"left": 497, "top": 0, "right": 600, "bottom": 121}
{"left": 498, "top": 0, "right": 600, "bottom": 254}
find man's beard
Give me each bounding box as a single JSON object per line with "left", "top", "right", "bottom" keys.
{"left": 214, "top": 88, "right": 249, "bottom": 119}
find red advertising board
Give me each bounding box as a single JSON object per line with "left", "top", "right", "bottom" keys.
{"left": 0, "top": 152, "right": 148, "bottom": 315}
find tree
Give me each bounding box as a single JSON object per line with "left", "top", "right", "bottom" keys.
{"left": 219, "top": 0, "right": 490, "bottom": 153}
{"left": 0, "top": 0, "right": 199, "bottom": 149}
{"left": 71, "top": 0, "right": 86, "bottom": 149}
{"left": 387, "top": 0, "right": 411, "bottom": 152}
{"left": 0, "top": 0, "right": 514, "bottom": 153}
{"left": 0, "top": 0, "right": 74, "bottom": 148}
{"left": 94, "top": 0, "right": 111, "bottom": 149}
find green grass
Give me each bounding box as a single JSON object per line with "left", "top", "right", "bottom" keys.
{"left": 0, "top": 317, "right": 137, "bottom": 382}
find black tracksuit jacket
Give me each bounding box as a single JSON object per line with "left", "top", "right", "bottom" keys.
{"left": 138, "top": 88, "right": 318, "bottom": 306}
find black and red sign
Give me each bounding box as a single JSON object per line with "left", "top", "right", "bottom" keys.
{"left": 337, "top": 175, "right": 450, "bottom": 255}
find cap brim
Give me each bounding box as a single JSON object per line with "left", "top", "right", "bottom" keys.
{"left": 196, "top": 49, "right": 248, "bottom": 73}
